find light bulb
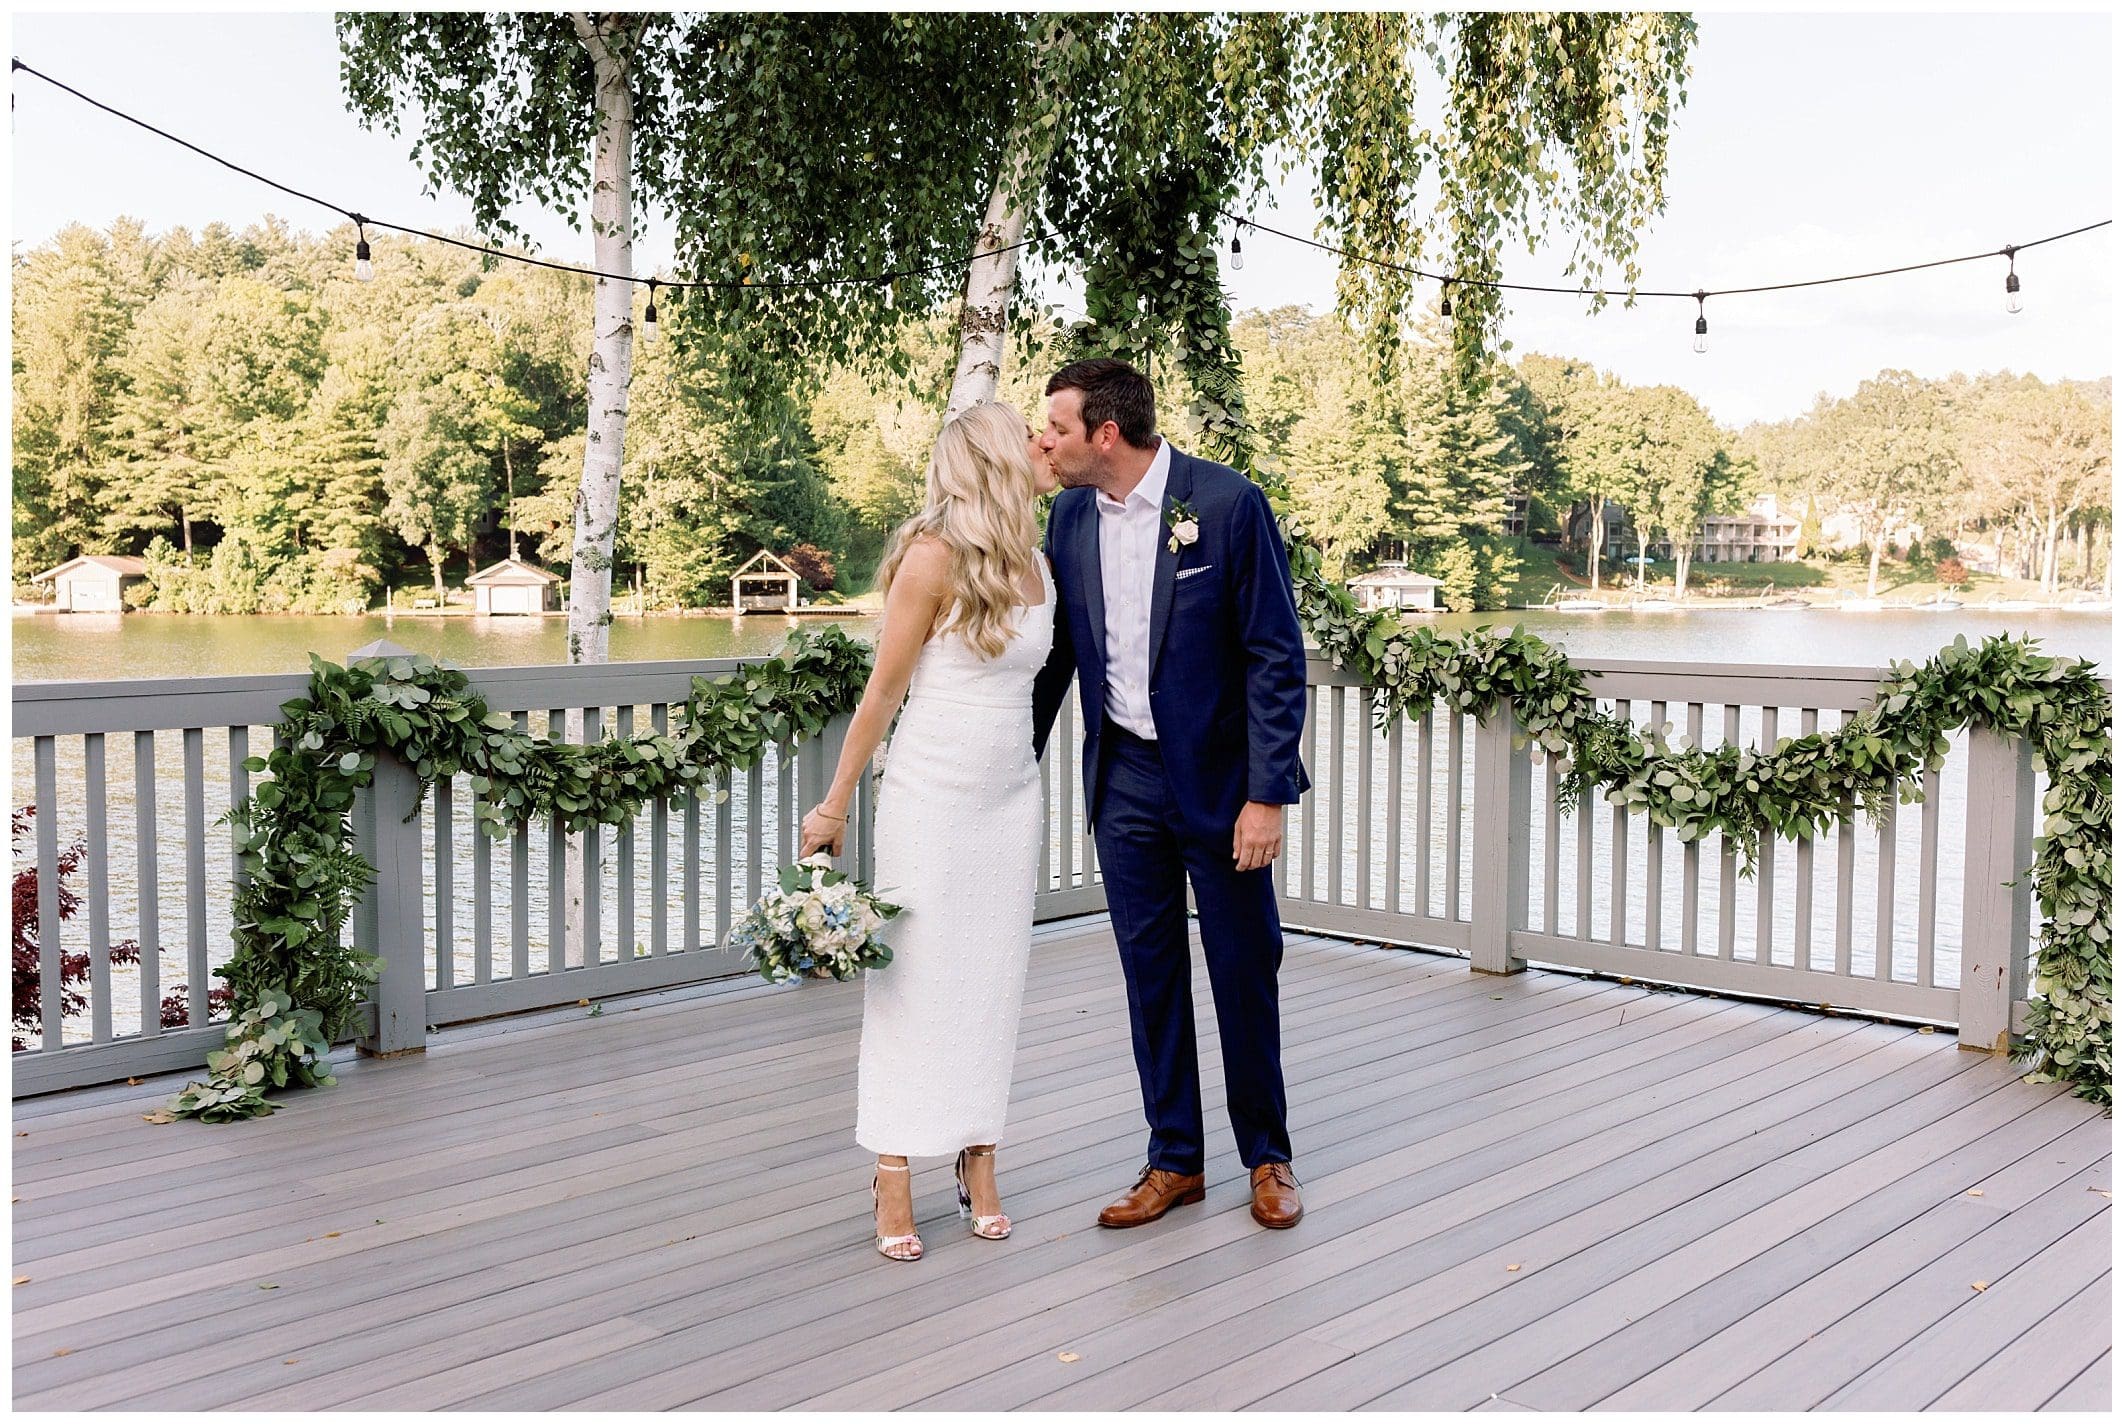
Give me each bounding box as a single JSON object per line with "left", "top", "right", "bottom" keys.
{"left": 1439, "top": 282, "right": 1453, "bottom": 319}
{"left": 642, "top": 284, "right": 659, "bottom": 343}
{"left": 2005, "top": 270, "right": 2022, "bottom": 315}
{"left": 1229, "top": 234, "right": 1244, "bottom": 271}
{"left": 354, "top": 237, "right": 373, "bottom": 283}
{"left": 1692, "top": 315, "right": 1708, "bottom": 355}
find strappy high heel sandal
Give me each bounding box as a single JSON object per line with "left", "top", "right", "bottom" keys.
{"left": 870, "top": 1162, "right": 923, "bottom": 1262}
{"left": 955, "top": 1145, "right": 1013, "bottom": 1240}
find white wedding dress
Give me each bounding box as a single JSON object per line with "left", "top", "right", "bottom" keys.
{"left": 855, "top": 555, "right": 1053, "bottom": 1157}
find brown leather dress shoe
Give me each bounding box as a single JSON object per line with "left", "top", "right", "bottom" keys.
{"left": 1250, "top": 1161, "right": 1303, "bottom": 1228}
{"left": 1097, "top": 1164, "right": 1207, "bottom": 1228}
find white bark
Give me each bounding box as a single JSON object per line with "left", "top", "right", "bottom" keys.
{"left": 942, "top": 24, "right": 1070, "bottom": 422}
{"left": 566, "top": 11, "right": 635, "bottom": 669}
{"left": 562, "top": 12, "right": 636, "bottom": 965}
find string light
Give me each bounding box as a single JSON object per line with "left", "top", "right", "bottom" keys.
{"left": 1222, "top": 209, "right": 2109, "bottom": 352}
{"left": 10, "top": 57, "right": 2109, "bottom": 348}
{"left": 642, "top": 278, "right": 659, "bottom": 342}
{"left": 8, "top": 57, "right": 1082, "bottom": 297}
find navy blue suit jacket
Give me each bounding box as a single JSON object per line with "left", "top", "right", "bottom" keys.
{"left": 1031, "top": 446, "right": 1311, "bottom": 842}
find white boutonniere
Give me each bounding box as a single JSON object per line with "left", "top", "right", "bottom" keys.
{"left": 1165, "top": 497, "right": 1201, "bottom": 555}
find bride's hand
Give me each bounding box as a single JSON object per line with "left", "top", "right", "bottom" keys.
{"left": 799, "top": 804, "right": 847, "bottom": 859}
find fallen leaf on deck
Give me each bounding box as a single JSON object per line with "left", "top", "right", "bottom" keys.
{"left": 1918, "top": 1025, "right": 1935, "bottom": 1034}
{"left": 51, "top": 1348, "right": 71, "bottom": 1357}
{"left": 1506, "top": 1263, "right": 1522, "bottom": 1272}
{"left": 324, "top": 1231, "right": 341, "bottom": 1239}
{"left": 1966, "top": 1188, "right": 1985, "bottom": 1197}
{"left": 142, "top": 1110, "right": 175, "bottom": 1124}
{"left": 259, "top": 1282, "right": 279, "bottom": 1290}
{"left": 126, "top": 1077, "right": 142, "bottom": 1085}
{"left": 1058, "top": 1352, "right": 1081, "bottom": 1363}
{"left": 284, "top": 1358, "right": 299, "bottom": 1365}
{"left": 578, "top": 998, "right": 591, "bottom": 1006}
{"left": 1971, "top": 1281, "right": 1988, "bottom": 1291}
{"left": 2087, "top": 1187, "right": 2110, "bottom": 1199}
{"left": 13, "top": 1276, "right": 29, "bottom": 1285}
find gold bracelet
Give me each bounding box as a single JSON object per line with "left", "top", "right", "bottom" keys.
{"left": 816, "top": 809, "right": 848, "bottom": 823}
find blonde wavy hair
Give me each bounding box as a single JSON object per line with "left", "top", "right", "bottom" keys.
{"left": 876, "top": 401, "right": 1041, "bottom": 659}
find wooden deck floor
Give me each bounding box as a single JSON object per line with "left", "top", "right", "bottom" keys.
{"left": 11, "top": 916, "right": 2112, "bottom": 1412}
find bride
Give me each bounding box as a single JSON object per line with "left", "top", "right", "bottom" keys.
{"left": 798, "top": 401, "right": 1058, "bottom": 1263}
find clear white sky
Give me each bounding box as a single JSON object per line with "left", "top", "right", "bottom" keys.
{"left": 7, "top": 4, "right": 2114, "bottom": 428}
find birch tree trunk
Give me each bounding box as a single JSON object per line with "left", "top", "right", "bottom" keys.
{"left": 1586, "top": 496, "right": 1604, "bottom": 589}
{"left": 943, "top": 23, "right": 1072, "bottom": 422}
{"left": 562, "top": 12, "right": 637, "bottom": 966}
{"left": 565, "top": 11, "right": 635, "bottom": 669}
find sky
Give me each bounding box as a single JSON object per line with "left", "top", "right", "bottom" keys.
{"left": 7, "top": 6, "right": 2114, "bottom": 428}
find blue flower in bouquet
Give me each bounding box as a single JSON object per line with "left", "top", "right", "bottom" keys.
{"left": 727, "top": 853, "right": 902, "bottom": 985}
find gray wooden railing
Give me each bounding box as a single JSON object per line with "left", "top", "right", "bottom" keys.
{"left": 11, "top": 648, "right": 2077, "bottom": 1096}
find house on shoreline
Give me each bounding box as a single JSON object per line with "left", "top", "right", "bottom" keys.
{"left": 30, "top": 554, "right": 148, "bottom": 611}
{"left": 466, "top": 557, "right": 561, "bottom": 615}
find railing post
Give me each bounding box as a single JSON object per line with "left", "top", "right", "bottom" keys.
{"left": 348, "top": 640, "right": 427, "bottom": 1057}
{"left": 1958, "top": 725, "right": 2036, "bottom": 1052}
{"left": 798, "top": 713, "right": 859, "bottom": 871}
{"left": 1470, "top": 696, "right": 1532, "bottom": 974}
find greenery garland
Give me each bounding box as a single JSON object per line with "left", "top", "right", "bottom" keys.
{"left": 165, "top": 481, "right": 2108, "bottom": 1121}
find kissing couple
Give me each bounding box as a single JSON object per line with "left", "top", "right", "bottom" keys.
{"left": 799, "top": 357, "right": 1310, "bottom": 1262}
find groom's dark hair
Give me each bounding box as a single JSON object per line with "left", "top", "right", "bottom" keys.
{"left": 1047, "top": 358, "right": 1158, "bottom": 449}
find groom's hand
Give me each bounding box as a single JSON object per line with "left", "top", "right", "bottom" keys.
{"left": 1232, "top": 801, "right": 1284, "bottom": 873}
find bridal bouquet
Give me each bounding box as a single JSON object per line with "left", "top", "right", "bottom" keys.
{"left": 728, "top": 853, "right": 902, "bottom": 985}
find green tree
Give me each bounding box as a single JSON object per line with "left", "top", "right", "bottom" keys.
{"left": 378, "top": 308, "right": 507, "bottom": 602}
{"left": 1820, "top": 370, "right": 1960, "bottom": 598}
{"left": 338, "top": 11, "right": 1695, "bottom": 655}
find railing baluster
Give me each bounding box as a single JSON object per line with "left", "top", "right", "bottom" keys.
{"left": 650, "top": 704, "right": 669, "bottom": 958}
{"left": 777, "top": 737, "right": 795, "bottom": 866}
{"left": 1834, "top": 790, "right": 1856, "bottom": 977}
{"left": 1446, "top": 708, "right": 1465, "bottom": 922}
{"left": 1575, "top": 742, "right": 1593, "bottom": 940}
{"left": 35, "top": 736, "right": 62, "bottom": 1048}
{"left": 1646, "top": 698, "right": 1666, "bottom": 951}
{"left": 1301, "top": 685, "right": 1318, "bottom": 902}
{"left": 1355, "top": 688, "right": 1373, "bottom": 911}
{"left": 682, "top": 777, "right": 702, "bottom": 955}
{"left": 617, "top": 705, "right": 635, "bottom": 965}
{"left": 1917, "top": 765, "right": 1941, "bottom": 989}
{"left": 746, "top": 756, "right": 765, "bottom": 909}
{"left": 581, "top": 706, "right": 602, "bottom": 972}
{"left": 1793, "top": 707, "right": 1819, "bottom": 971}
{"left": 1329, "top": 685, "right": 1346, "bottom": 905}
{"left": 1384, "top": 714, "right": 1403, "bottom": 915}
{"left": 1681, "top": 702, "right": 1703, "bottom": 956}
{"left": 183, "top": 727, "right": 207, "bottom": 1025}
{"left": 716, "top": 763, "right": 735, "bottom": 948}
{"left": 1039, "top": 720, "right": 1053, "bottom": 895}
{"left": 511, "top": 711, "right": 531, "bottom": 981}
{"left": 85, "top": 732, "right": 112, "bottom": 1043}
{"left": 1542, "top": 742, "right": 1561, "bottom": 935}
{"left": 1874, "top": 793, "right": 1898, "bottom": 981}
{"left": 1609, "top": 699, "right": 1629, "bottom": 945}
{"left": 1756, "top": 706, "right": 1779, "bottom": 965}
{"left": 434, "top": 774, "right": 454, "bottom": 990}
{"left": 1058, "top": 694, "right": 1075, "bottom": 891}
{"left": 134, "top": 730, "right": 161, "bottom": 1038}
{"left": 548, "top": 708, "right": 567, "bottom": 973}
{"left": 1719, "top": 704, "right": 1741, "bottom": 961}
{"left": 473, "top": 772, "right": 492, "bottom": 986}
{"left": 1416, "top": 706, "right": 1434, "bottom": 919}
{"left": 229, "top": 726, "right": 250, "bottom": 896}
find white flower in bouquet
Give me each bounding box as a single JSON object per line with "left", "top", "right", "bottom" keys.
{"left": 727, "top": 852, "right": 903, "bottom": 984}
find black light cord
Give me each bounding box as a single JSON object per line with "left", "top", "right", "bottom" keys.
{"left": 1221, "top": 208, "right": 2111, "bottom": 302}
{"left": 11, "top": 56, "right": 1078, "bottom": 291}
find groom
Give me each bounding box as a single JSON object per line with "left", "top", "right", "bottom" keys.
{"left": 1032, "top": 358, "right": 1310, "bottom": 1230}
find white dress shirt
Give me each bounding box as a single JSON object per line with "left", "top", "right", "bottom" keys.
{"left": 1094, "top": 439, "right": 1171, "bottom": 739}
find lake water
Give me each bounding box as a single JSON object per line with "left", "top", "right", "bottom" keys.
{"left": 9, "top": 604, "right": 2111, "bottom": 681}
